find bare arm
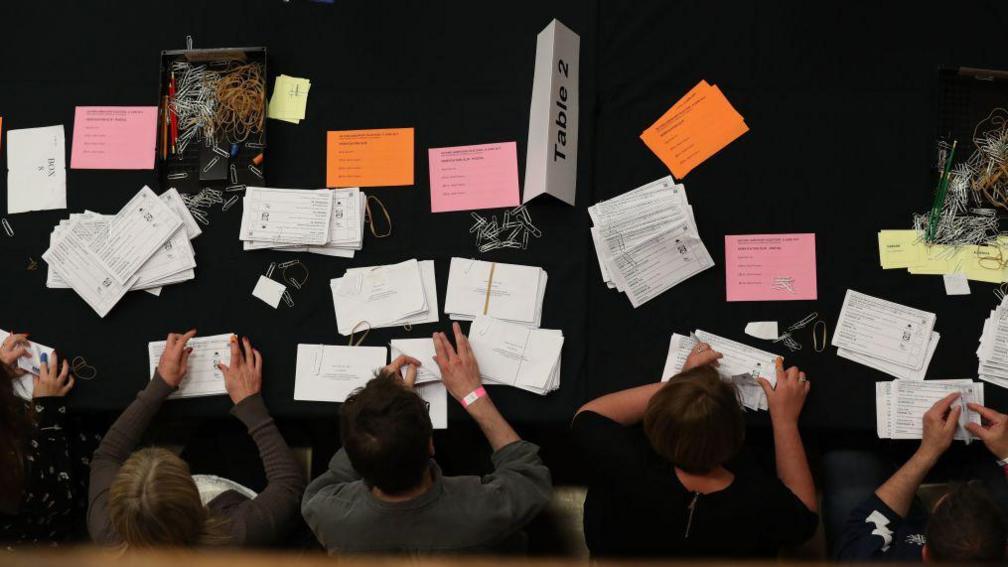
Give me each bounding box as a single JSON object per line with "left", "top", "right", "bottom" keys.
{"left": 759, "top": 359, "right": 816, "bottom": 512}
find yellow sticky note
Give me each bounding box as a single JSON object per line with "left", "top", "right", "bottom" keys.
{"left": 268, "top": 75, "right": 311, "bottom": 124}
{"left": 878, "top": 230, "right": 922, "bottom": 269}
{"left": 959, "top": 244, "right": 1008, "bottom": 283}
{"left": 907, "top": 244, "right": 957, "bottom": 275}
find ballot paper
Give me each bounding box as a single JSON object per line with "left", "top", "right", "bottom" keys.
{"left": 975, "top": 295, "right": 1008, "bottom": 391}
{"left": 293, "top": 344, "right": 387, "bottom": 402}
{"left": 839, "top": 332, "right": 940, "bottom": 381}
{"left": 0, "top": 329, "right": 54, "bottom": 376}
{"left": 445, "top": 258, "right": 547, "bottom": 327}
{"left": 589, "top": 176, "right": 713, "bottom": 306}
{"left": 390, "top": 338, "right": 441, "bottom": 384}
{"left": 148, "top": 333, "right": 234, "bottom": 399}
{"left": 943, "top": 273, "right": 971, "bottom": 296}
{"left": 239, "top": 186, "right": 333, "bottom": 246}
{"left": 417, "top": 381, "right": 448, "bottom": 430}
{"left": 662, "top": 330, "right": 779, "bottom": 411}
{"left": 331, "top": 259, "right": 438, "bottom": 335}
{"left": 833, "top": 290, "right": 936, "bottom": 371}
{"left": 876, "top": 379, "right": 983, "bottom": 442}
{"left": 160, "top": 188, "right": 202, "bottom": 239}
{"left": 468, "top": 315, "right": 563, "bottom": 395}
{"left": 6, "top": 125, "right": 67, "bottom": 214}
{"left": 242, "top": 188, "right": 364, "bottom": 257}
{"left": 252, "top": 275, "right": 286, "bottom": 309}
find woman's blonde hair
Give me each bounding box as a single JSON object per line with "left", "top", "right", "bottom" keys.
{"left": 108, "top": 447, "right": 231, "bottom": 547}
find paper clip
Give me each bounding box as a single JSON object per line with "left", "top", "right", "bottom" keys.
{"left": 212, "top": 145, "right": 230, "bottom": 159}
{"left": 348, "top": 321, "right": 371, "bottom": 346}
{"left": 222, "top": 195, "right": 239, "bottom": 212}
{"left": 230, "top": 163, "right": 238, "bottom": 184}
{"left": 281, "top": 290, "right": 295, "bottom": 307}
{"left": 247, "top": 141, "right": 265, "bottom": 149}
{"left": 265, "top": 261, "right": 276, "bottom": 279}
{"left": 202, "top": 156, "right": 220, "bottom": 173}
{"left": 996, "top": 282, "right": 1008, "bottom": 303}
{"left": 1, "top": 218, "right": 12, "bottom": 237}
{"left": 771, "top": 276, "right": 795, "bottom": 293}
{"left": 26, "top": 257, "right": 38, "bottom": 271}
{"left": 281, "top": 260, "right": 309, "bottom": 290}
{"left": 365, "top": 195, "right": 392, "bottom": 238}
{"left": 812, "top": 321, "right": 828, "bottom": 353}
{"left": 248, "top": 165, "right": 263, "bottom": 179}
{"left": 403, "top": 322, "right": 413, "bottom": 332}
{"left": 167, "top": 171, "right": 188, "bottom": 180}
{"left": 225, "top": 184, "right": 247, "bottom": 192}
{"left": 71, "top": 356, "right": 97, "bottom": 381}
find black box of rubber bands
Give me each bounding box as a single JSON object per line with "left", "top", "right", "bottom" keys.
{"left": 155, "top": 46, "right": 267, "bottom": 195}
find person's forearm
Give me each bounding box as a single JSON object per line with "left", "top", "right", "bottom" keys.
{"left": 772, "top": 420, "right": 818, "bottom": 512}
{"left": 93, "top": 373, "right": 173, "bottom": 464}
{"left": 575, "top": 382, "right": 664, "bottom": 426}
{"left": 875, "top": 450, "right": 936, "bottom": 517}
{"left": 467, "top": 397, "right": 520, "bottom": 451}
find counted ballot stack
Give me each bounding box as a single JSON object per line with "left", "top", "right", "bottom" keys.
{"left": 43, "top": 186, "right": 200, "bottom": 317}
{"left": 589, "top": 176, "right": 714, "bottom": 308}
{"left": 330, "top": 259, "right": 438, "bottom": 336}
{"left": 469, "top": 315, "right": 563, "bottom": 395}
{"left": 977, "top": 294, "right": 1008, "bottom": 390}
{"left": 240, "top": 186, "right": 365, "bottom": 258}
{"left": 444, "top": 258, "right": 548, "bottom": 328}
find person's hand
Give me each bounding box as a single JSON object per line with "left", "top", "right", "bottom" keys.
{"left": 433, "top": 322, "right": 482, "bottom": 402}
{"left": 965, "top": 403, "right": 1008, "bottom": 460}
{"left": 219, "top": 336, "right": 262, "bottom": 405}
{"left": 681, "top": 341, "right": 723, "bottom": 372}
{"left": 384, "top": 354, "right": 422, "bottom": 389}
{"left": 157, "top": 329, "right": 197, "bottom": 387}
{"left": 0, "top": 332, "right": 30, "bottom": 373}
{"left": 917, "top": 392, "right": 961, "bottom": 461}
{"left": 758, "top": 358, "right": 810, "bottom": 426}
{"left": 33, "top": 352, "right": 73, "bottom": 398}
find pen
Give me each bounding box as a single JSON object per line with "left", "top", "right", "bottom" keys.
{"left": 161, "top": 95, "right": 169, "bottom": 161}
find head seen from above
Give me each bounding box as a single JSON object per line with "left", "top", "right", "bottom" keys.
{"left": 924, "top": 482, "right": 1007, "bottom": 563}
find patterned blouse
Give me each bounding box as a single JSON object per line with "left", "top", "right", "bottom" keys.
{"left": 1, "top": 398, "right": 75, "bottom": 548}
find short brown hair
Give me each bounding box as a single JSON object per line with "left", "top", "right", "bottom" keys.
{"left": 340, "top": 370, "right": 433, "bottom": 494}
{"left": 927, "top": 482, "right": 1007, "bottom": 562}
{"left": 643, "top": 366, "right": 744, "bottom": 474}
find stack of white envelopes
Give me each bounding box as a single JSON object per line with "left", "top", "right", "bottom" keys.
{"left": 977, "top": 294, "right": 1008, "bottom": 390}
{"left": 833, "top": 290, "right": 938, "bottom": 380}
{"left": 467, "top": 315, "right": 563, "bottom": 395}
{"left": 662, "top": 330, "right": 779, "bottom": 411}
{"left": 445, "top": 257, "right": 547, "bottom": 327}
{"left": 240, "top": 186, "right": 365, "bottom": 258}
{"left": 44, "top": 186, "right": 197, "bottom": 316}
{"left": 330, "top": 259, "right": 438, "bottom": 335}
{"left": 589, "top": 176, "right": 714, "bottom": 308}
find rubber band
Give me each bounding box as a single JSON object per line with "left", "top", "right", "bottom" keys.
{"left": 482, "top": 262, "right": 497, "bottom": 315}
{"left": 365, "top": 195, "right": 392, "bottom": 238}
{"left": 348, "top": 321, "right": 371, "bottom": 347}
{"left": 71, "top": 356, "right": 97, "bottom": 381}
{"left": 812, "top": 321, "right": 828, "bottom": 353}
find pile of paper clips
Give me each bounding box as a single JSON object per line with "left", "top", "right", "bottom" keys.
{"left": 469, "top": 205, "right": 542, "bottom": 253}
{"left": 264, "top": 259, "right": 310, "bottom": 308}
{"left": 180, "top": 186, "right": 244, "bottom": 226}
{"left": 773, "top": 312, "right": 828, "bottom": 353}
{"left": 770, "top": 276, "right": 795, "bottom": 293}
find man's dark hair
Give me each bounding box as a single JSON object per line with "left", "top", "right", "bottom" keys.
{"left": 340, "top": 370, "right": 433, "bottom": 495}
{"left": 927, "top": 482, "right": 1007, "bottom": 562}
{"left": 643, "top": 366, "right": 744, "bottom": 474}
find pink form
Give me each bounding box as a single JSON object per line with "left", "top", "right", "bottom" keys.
{"left": 428, "top": 141, "right": 520, "bottom": 213}
{"left": 724, "top": 233, "right": 817, "bottom": 301}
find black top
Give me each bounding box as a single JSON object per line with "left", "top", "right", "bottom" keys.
{"left": 572, "top": 410, "right": 818, "bottom": 558}
{"left": 835, "top": 493, "right": 926, "bottom": 561}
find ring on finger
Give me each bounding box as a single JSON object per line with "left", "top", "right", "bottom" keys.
{"left": 798, "top": 377, "right": 808, "bottom": 383}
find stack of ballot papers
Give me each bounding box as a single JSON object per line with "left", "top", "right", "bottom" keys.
{"left": 878, "top": 229, "right": 1008, "bottom": 284}
{"left": 43, "top": 186, "right": 198, "bottom": 316}
{"left": 293, "top": 344, "right": 446, "bottom": 428}
{"left": 662, "top": 330, "right": 778, "bottom": 411}
{"left": 467, "top": 315, "right": 563, "bottom": 395}
{"left": 240, "top": 186, "right": 365, "bottom": 258}
{"left": 976, "top": 295, "right": 1008, "bottom": 390}
{"left": 330, "top": 259, "right": 438, "bottom": 336}
{"left": 589, "top": 176, "right": 714, "bottom": 307}
{"left": 389, "top": 339, "right": 447, "bottom": 428}
{"left": 148, "top": 333, "right": 234, "bottom": 399}
{"left": 640, "top": 80, "right": 749, "bottom": 179}
{"left": 0, "top": 329, "right": 55, "bottom": 400}
{"left": 876, "top": 379, "right": 983, "bottom": 442}
{"left": 444, "top": 258, "right": 547, "bottom": 327}
{"left": 833, "top": 290, "right": 939, "bottom": 380}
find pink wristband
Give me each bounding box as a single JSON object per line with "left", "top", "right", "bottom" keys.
{"left": 461, "top": 386, "right": 487, "bottom": 408}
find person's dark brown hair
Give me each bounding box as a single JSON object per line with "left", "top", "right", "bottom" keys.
{"left": 340, "top": 370, "right": 433, "bottom": 495}
{"left": 0, "top": 364, "right": 30, "bottom": 509}
{"left": 926, "top": 482, "right": 1007, "bottom": 562}
{"left": 643, "top": 366, "right": 744, "bottom": 474}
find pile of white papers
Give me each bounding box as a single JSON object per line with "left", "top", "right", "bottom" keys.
{"left": 240, "top": 186, "right": 364, "bottom": 258}
{"left": 976, "top": 295, "right": 1008, "bottom": 389}
{"left": 589, "top": 176, "right": 714, "bottom": 308}
{"left": 876, "top": 379, "right": 983, "bottom": 442}
{"left": 7, "top": 125, "right": 67, "bottom": 214}
{"left": 0, "top": 329, "right": 54, "bottom": 400}
{"left": 43, "top": 186, "right": 197, "bottom": 316}
{"left": 833, "top": 290, "right": 938, "bottom": 380}
{"left": 662, "top": 330, "right": 779, "bottom": 411}
{"left": 330, "top": 259, "right": 438, "bottom": 336}
{"left": 445, "top": 258, "right": 547, "bottom": 327}
{"left": 468, "top": 315, "right": 563, "bottom": 395}
{"left": 148, "top": 333, "right": 234, "bottom": 399}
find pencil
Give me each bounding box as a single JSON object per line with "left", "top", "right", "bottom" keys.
{"left": 926, "top": 140, "right": 957, "bottom": 242}
{"left": 161, "top": 95, "right": 169, "bottom": 161}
